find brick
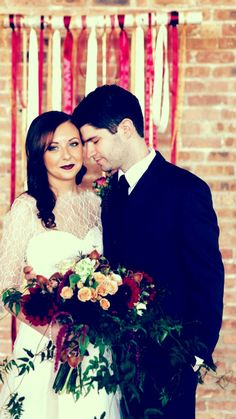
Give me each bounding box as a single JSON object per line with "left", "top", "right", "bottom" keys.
{"left": 221, "top": 249, "right": 233, "bottom": 259}
{"left": 225, "top": 138, "right": 236, "bottom": 147}
{"left": 221, "top": 109, "right": 236, "bottom": 119}
{"left": 186, "top": 38, "right": 219, "bottom": 50}
{"left": 222, "top": 24, "right": 236, "bottom": 36}
{"left": 208, "top": 152, "right": 236, "bottom": 162}
{"left": 178, "top": 151, "right": 205, "bottom": 161}
{"left": 182, "top": 137, "right": 221, "bottom": 148}
{"left": 185, "top": 66, "right": 211, "bottom": 78}
{"left": 219, "top": 37, "right": 236, "bottom": 49}
{"left": 214, "top": 10, "right": 236, "bottom": 20}
{"left": 188, "top": 95, "right": 228, "bottom": 106}
{"left": 213, "top": 67, "right": 236, "bottom": 78}
{"left": 196, "top": 51, "right": 235, "bottom": 64}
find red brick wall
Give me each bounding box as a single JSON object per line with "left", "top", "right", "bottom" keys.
{"left": 0, "top": 1, "right": 235, "bottom": 417}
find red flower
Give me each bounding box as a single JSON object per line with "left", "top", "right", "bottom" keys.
{"left": 21, "top": 286, "right": 57, "bottom": 326}
{"left": 143, "top": 272, "right": 154, "bottom": 284}
{"left": 96, "top": 177, "right": 107, "bottom": 186}
{"left": 123, "top": 277, "right": 140, "bottom": 309}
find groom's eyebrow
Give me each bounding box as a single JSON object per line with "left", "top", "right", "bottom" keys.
{"left": 82, "top": 136, "right": 99, "bottom": 143}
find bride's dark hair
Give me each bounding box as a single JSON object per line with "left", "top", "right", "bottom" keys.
{"left": 26, "top": 111, "right": 86, "bottom": 229}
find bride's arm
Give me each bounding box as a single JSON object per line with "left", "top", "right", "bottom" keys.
{"left": 0, "top": 195, "right": 58, "bottom": 340}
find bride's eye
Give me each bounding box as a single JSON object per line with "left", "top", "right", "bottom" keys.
{"left": 69, "top": 141, "right": 80, "bottom": 147}
{"left": 46, "top": 144, "right": 58, "bottom": 152}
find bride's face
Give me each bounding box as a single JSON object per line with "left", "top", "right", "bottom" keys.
{"left": 44, "top": 121, "right": 83, "bottom": 186}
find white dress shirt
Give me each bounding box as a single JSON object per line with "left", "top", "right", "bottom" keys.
{"left": 118, "top": 148, "right": 156, "bottom": 194}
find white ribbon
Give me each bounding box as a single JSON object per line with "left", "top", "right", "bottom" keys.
{"left": 152, "top": 25, "right": 169, "bottom": 133}
{"left": 134, "top": 25, "right": 145, "bottom": 116}
{"left": 27, "top": 28, "right": 39, "bottom": 129}
{"left": 85, "top": 25, "right": 98, "bottom": 96}
{"left": 52, "top": 29, "right": 62, "bottom": 111}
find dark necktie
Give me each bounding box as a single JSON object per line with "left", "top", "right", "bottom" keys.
{"left": 118, "top": 175, "right": 129, "bottom": 200}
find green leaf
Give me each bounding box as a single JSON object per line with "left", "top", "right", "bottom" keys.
{"left": 69, "top": 274, "right": 80, "bottom": 288}
{"left": 23, "top": 348, "right": 34, "bottom": 358}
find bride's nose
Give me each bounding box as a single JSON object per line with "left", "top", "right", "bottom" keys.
{"left": 61, "top": 146, "right": 71, "bottom": 160}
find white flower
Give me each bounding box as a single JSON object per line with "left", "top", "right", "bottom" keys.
{"left": 135, "top": 302, "right": 147, "bottom": 316}
{"left": 56, "top": 258, "right": 76, "bottom": 275}
{"left": 74, "top": 258, "right": 96, "bottom": 282}
{"left": 109, "top": 273, "right": 123, "bottom": 286}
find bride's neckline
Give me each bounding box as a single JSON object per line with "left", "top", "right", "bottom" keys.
{"left": 31, "top": 226, "right": 99, "bottom": 242}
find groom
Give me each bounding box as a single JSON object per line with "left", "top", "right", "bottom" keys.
{"left": 72, "top": 84, "right": 224, "bottom": 419}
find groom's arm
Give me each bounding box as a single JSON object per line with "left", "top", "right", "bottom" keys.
{"left": 181, "top": 176, "right": 224, "bottom": 363}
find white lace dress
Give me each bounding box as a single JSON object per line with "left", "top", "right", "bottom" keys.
{"left": 0, "top": 191, "right": 121, "bottom": 419}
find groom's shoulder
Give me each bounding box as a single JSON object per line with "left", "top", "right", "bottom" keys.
{"left": 153, "top": 151, "right": 211, "bottom": 194}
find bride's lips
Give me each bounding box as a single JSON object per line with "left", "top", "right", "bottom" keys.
{"left": 60, "top": 164, "right": 75, "bottom": 170}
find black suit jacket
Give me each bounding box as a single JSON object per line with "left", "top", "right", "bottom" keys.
{"left": 102, "top": 152, "right": 224, "bottom": 364}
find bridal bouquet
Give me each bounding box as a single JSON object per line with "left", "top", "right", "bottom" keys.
{"left": 1, "top": 252, "right": 159, "bottom": 403}
{"left": 1, "top": 251, "right": 207, "bottom": 418}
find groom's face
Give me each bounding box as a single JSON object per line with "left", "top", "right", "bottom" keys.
{"left": 80, "top": 124, "right": 126, "bottom": 172}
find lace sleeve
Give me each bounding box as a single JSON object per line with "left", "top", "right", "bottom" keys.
{"left": 0, "top": 195, "right": 36, "bottom": 292}
{"left": 84, "top": 191, "right": 102, "bottom": 233}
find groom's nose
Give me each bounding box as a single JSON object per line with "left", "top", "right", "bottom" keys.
{"left": 86, "top": 142, "right": 96, "bottom": 159}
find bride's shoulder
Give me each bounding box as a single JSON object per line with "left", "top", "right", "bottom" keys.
{"left": 10, "top": 193, "right": 37, "bottom": 213}
{"left": 79, "top": 189, "right": 101, "bottom": 208}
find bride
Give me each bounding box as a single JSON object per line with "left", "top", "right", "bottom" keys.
{"left": 0, "top": 111, "right": 121, "bottom": 419}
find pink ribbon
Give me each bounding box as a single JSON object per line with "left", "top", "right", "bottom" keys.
{"left": 63, "top": 16, "right": 73, "bottom": 113}
{"left": 118, "top": 15, "right": 129, "bottom": 90}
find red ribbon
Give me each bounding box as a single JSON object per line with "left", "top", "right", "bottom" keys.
{"left": 9, "top": 14, "right": 18, "bottom": 349}
{"left": 144, "top": 14, "right": 157, "bottom": 149}
{"left": 76, "top": 16, "right": 87, "bottom": 101}
{"left": 106, "top": 16, "right": 119, "bottom": 83}
{"left": 38, "top": 16, "right": 44, "bottom": 115}
{"left": 170, "top": 12, "right": 179, "bottom": 164}
{"left": 118, "top": 15, "right": 129, "bottom": 90}
{"left": 63, "top": 16, "right": 73, "bottom": 113}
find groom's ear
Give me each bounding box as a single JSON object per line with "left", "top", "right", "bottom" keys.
{"left": 118, "top": 118, "right": 134, "bottom": 139}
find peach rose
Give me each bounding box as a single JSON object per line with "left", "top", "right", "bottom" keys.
{"left": 60, "top": 286, "right": 73, "bottom": 300}
{"left": 93, "top": 272, "right": 107, "bottom": 283}
{"left": 89, "top": 249, "right": 100, "bottom": 260}
{"left": 109, "top": 273, "right": 123, "bottom": 286}
{"left": 96, "top": 282, "right": 108, "bottom": 297}
{"left": 100, "top": 298, "right": 110, "bottom": 310}
{"left": 77, "top": 287, "right": 92, "bottom": 302}
{"left": 106, "top": 280, "right": 118, "bottom": 295}
{"left": 90, "top": 288, "right": 98, "bottom": 302}
{"left": 36, "top": 275, "right": 49, "bottom": 286}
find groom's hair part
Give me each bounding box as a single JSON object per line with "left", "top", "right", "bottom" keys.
{"left": 72, "top": 84, "right": 144, "bottom": 138}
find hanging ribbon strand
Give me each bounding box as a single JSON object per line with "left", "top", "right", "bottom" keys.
{"left": 63, "top": 16, "right": 73, "bottom": 114}
{"left": 152, "top": 24, "right": 170, "bottom": 133}
{"left": 118, "top": 15, "right": 129, "bottom": 90}
{"left": 171, "top": 21, "right": 186, "bottom": 166}
{"left": 9, "top": 15, "right": 18, "bottom": 349}
{"left": 51, "top": 29, "right": 62, "bottom": 111}
{"left": 75, "top": 16, "right": 87, "bottom": 103}
{"left": 38, "top": 16, "right": 44, "bottom": 115}
{"left": 27, "top": 28, "right": 39, "bottom": 129}
{"left": 170, "top": 11, "right": 179, "bottom": 165}
{"left": 85, "top": 22, "right": 98, "bottom": 96}
{"left": 145, "top": 14, "right": 156, "bottom": 148}
{"left": 21, "top": 27, "right": 28, "bottom": 186}
{"left": 134, "top": 24, "right": 145, "bottom": 115}
{"left": 106, "top": 16, "right": 119, "bottom": 84}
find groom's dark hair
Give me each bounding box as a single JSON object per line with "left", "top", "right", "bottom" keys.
{"left": 72, "top": 84, "right": 144, "bottom": 138}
